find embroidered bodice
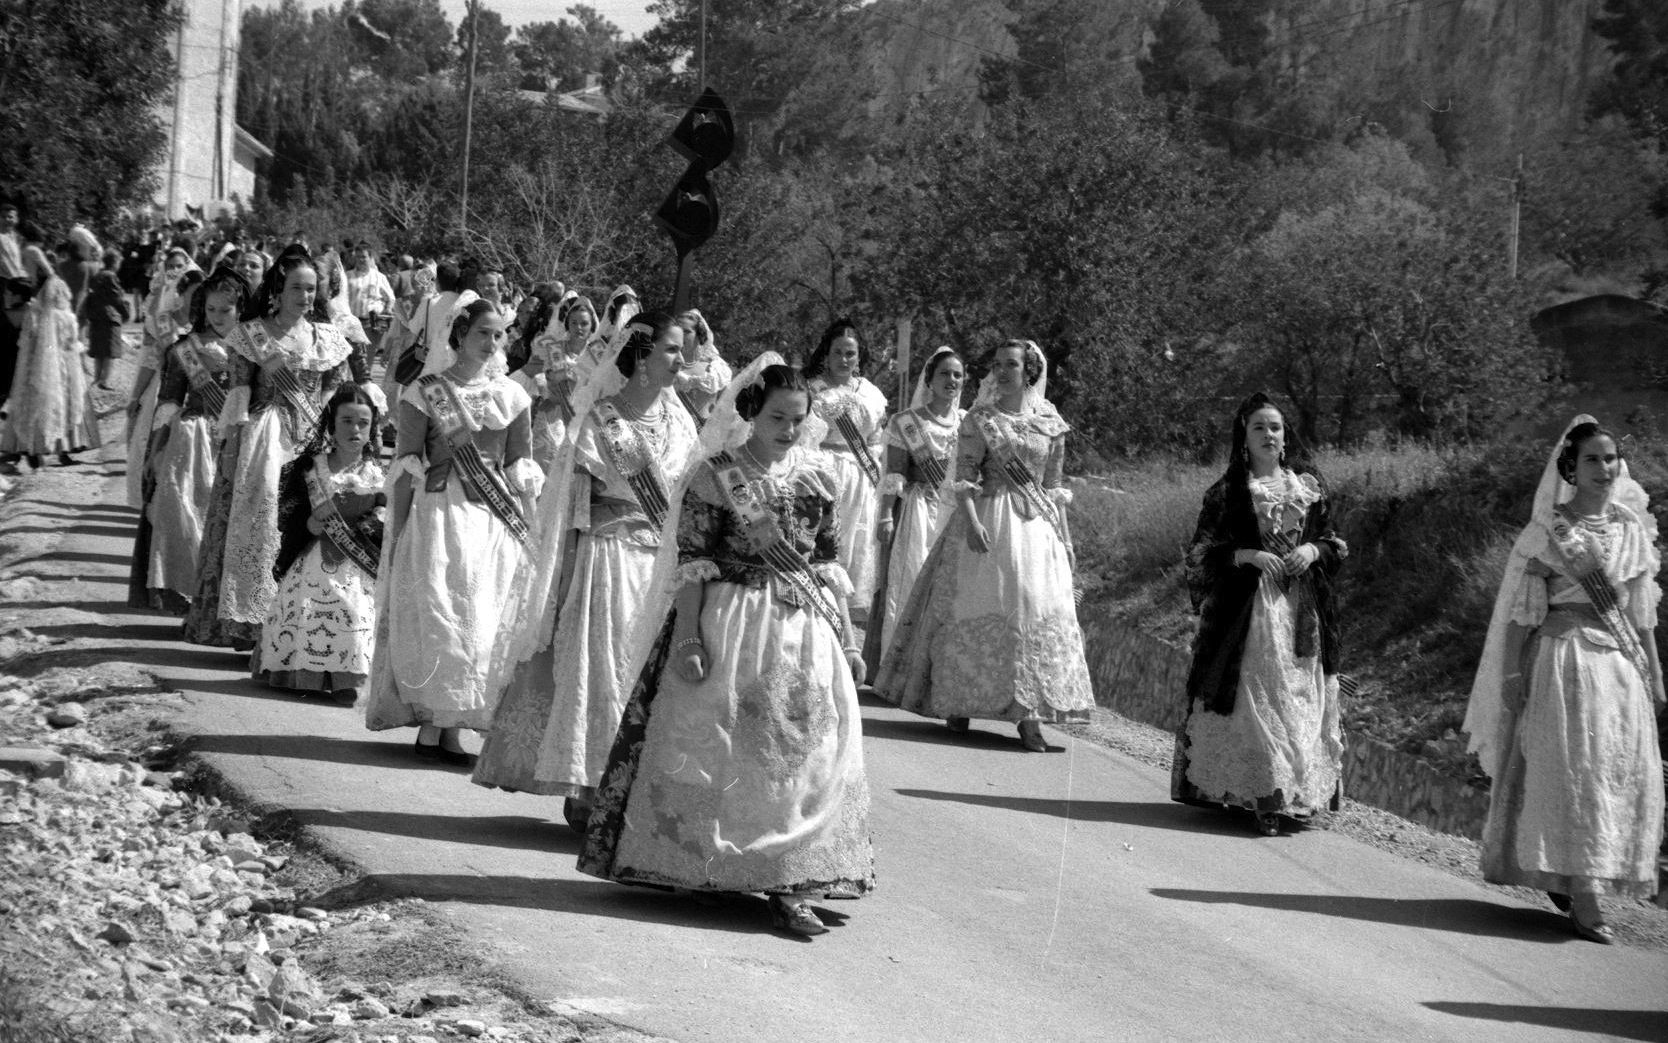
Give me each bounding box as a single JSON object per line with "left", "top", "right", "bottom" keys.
{"left": 957, "top": 402, "right": 1069, "bottom": 496}
{"left": 227, "top": 318, "right": 353, "bottom": 444}
{"left": 676, "top": 449, "right": 842, "bottom": 608}
{"left": 811, "top": 377, "right": 887, "bottom": 452}
{"left": 885, "top": 405, "right": 963, "bottom": 487}
{"left": 395, "top": 374, "right": 532, "bottom": 497}
{"left": 158, "top": 335, "right": 232, "bottom": 418}
{"left": 572, "top": 394, "right": 701, "bottom": 544}
{"left": 1249, "top": 471, "right": 1322, "bottom": 549}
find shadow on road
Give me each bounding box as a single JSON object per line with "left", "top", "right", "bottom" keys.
{"left": 1150, "top": 888, "right": 1573, "bottom": 942}
{"left": 894, "top": 788, "right": 1255, "bottom": 836}
{"left": 4, "top": 524, "right": 137, "bottom": 539}
{"left": 307, "top": 872, "right": 808, "bottom": 940}
{"left": 286, "top": 807, "right": 579, "bottom": 856}
{"left": 1421, "top": 1001, "right": 1668, "bottom": 1043}
{"left": 862, "top": 717, "right": 1064, "bottom": 753}
{"left": 187, "top": 732, "right": 438, "bottom": 769}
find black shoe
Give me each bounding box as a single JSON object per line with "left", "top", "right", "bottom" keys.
{"left": 768, "top": 895, "right": 827, "bottom": 937}
{"left": 414, "top": 738, "right": 443, "bottom": 760}
{"left": 1547, "top": 891, "right": 1572, "bottom": 912}
{"left": 437, "top": 746, "right": 476, "bottom": 768}
{"left": 562, "top": 797, "right": 590, "bottom": 834}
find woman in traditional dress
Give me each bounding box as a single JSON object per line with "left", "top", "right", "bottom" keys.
{"left": 255, "top": 385, "right": 385, "bottom": 704}
{"left": 1464, "top": 416, "right": 1664, "bottom": 942}
{"left": 579, "top": 359, "right": 874, "bottom": 938}
{"left": 365, "top": 299, "right": 540, "bottom": 763}
{"left": 127, "top": 249, "right": 198, "bottom": 506}
{"left": 475, "top": 311, "right": 701, "bottom": 828}
{"left": 515, "top": 293, "right": 598, "bottom": 471}
{"left": 671, "top": 308, "right": 733, "bottom": 423}
{"left": 0, "top": 275, "right": 97, "bottom": 468}
{"left": 873, "top": 346, "right": 964, "bottom": 658}
{"left": 1170, "top": 391, "right": 1347, "bottom": 835}
{"left": 875, "top": 340, "right": 1091, "bottom": 751}
{"left": 805, "top": 319, "right": 888, "bottom": 624}
{"left": 128, "top": 266, "right": 247, "bottom": 612}
{"left": 181, "top": 248, "right": 360, "bottom": 648}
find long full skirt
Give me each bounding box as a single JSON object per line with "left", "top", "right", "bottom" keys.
{"left": 142, "top": 416, "right": 217, "bottom": 610}
{"left": 879, "top": 484, "right": 955, "bottom": 655}
{"left": 474, "top": 534, "right": 655, "bottom": 796}
{"left": 1, "top": 344, "right": 95, "bottom": 456}
{"left": 254, "top": 541, "right": 377, "bottom": 698}
{"left": 876, "top": 489, "right": 1093, "bottom": 722}
{"left": 579, "top": 580, "right": 875, "bottom": 896}
{"left": 824, "top": 447, "right": 881, "bottom": 615}
{"left": 219, "top": 408, "right": 292, "bottom": 624}
{"left": 180, "top": 431, "right": 257, "bottom": 648}
{"left": 1171, "top": 575, "right": 1344, "bottom": 815}
{"left": 364, "top": 483, "right": 523, "bottom": 731}
{"left": 1479, "top": 628, "right": 1663, "bottom": 897}
{"left": 125, "top": 372, "right": 160, "bottom": 507}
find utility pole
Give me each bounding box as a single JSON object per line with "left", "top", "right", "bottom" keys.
{"left": 699, "top": 0, "right": 708, "bottom": 88}
{"left": 460, "top": 0, "right": 480, "bottom": 232}
{"left": 1507, "top": 151, "right": 1523, "bottom": 279}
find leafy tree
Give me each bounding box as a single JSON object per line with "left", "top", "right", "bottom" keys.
{"left": 511, "top": 6, "right": 624, "bottom": 93}
{"left": 1590, "top": 0, "right": 1668, "bottom": 146}
{"left": 457, "top": 4, "right": 514, "bottom": 81}
{"left": 631, "top": 0, "right": 868, "bottom": 157}
{"left": 347, "top": 0, "right": 454, "bottom": 80}
{"left": 0, "top": 0, "right": 183, "bottom": 231}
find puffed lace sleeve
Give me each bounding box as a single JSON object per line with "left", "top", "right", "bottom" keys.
{"left": 674, "top": 466, "right": 724, "bottom": 586}
{"left": 1506, "top": 523, "right": 1552, "bottom": 628}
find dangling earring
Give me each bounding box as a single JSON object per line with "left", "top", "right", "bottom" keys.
{"left": 1278, "top": 448, "right": 1286, "bottom": 466}
{"left": 636, "top": 364, "right": 650, "bottom": 389}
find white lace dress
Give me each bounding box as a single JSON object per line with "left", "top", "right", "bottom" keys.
{"left": 0, "top": 297, "right": 96, "bottom": 456}
{"left": 216, "top": 319, "right": 355, "bottom": 625}
{"left": 473, "top": 395, "right": 700, "bottom": 795}
{"left": 875, "top": 401, "right": 1093, "bottom": 722}
{"left": 255, "top": 456, "right": 386, "bottom": 698}
{"left": 1480, "top": 505, "right": 1664, "bottom": 897}
{"left": 1181, "top": 472, "right": 1344, "bottom": 814}
{"left": 364, "top": 375, "right": 537, "bottom": 730}
{"left": 810, "top": 377, "right": 888, "bottom": 612}
{"left": 878, "top": 405, "right": 963, "bottom": 655}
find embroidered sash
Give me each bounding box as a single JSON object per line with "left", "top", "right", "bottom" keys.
{"left": 175, "top": 336, "right": 226, "bottom": 417}
{"left": 593, "top": 400, "right": 672, "bottom": 528}
{"left": 824, "top": 393, "right": 881, "bottom": 485}
{"left": 418, "top": 375, "right": 531, "bottom": 547}
{"left": 1548, "top": 513, "right": 1653, "bottom": 685}
{"left": 305, "top": 454, "right": 379, "bottom": 577}
{"left": 895, "top": 410, "right": 949, "bottom": 487}
{"left": 676, "top": 388, "right": 707, "bottom": 429}
{"left": 711, "top": 455, "right": 844, "bottom": 631}
{"left": 977, "top": 412, "right": 1070, "bottom": 548}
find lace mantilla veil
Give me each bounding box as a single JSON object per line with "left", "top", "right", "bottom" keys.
{"left": 1463, "top": 413, "right": 1656, "bottom": 779}
{"left": 910, "top": 345, "right": 957, "bottom": 411}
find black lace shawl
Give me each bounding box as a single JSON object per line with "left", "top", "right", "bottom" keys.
{"left": 1183, "top": 467, "right": 1345, "bottom": 715}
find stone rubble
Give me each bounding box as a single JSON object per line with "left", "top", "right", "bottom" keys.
{"left": 0, "top": 667, "right": 572, "bottom": 1043}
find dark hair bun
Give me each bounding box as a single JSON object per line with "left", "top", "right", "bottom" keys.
{"left": 737, "top": 364, "right": 811, "bottom": 421}
{"left": 1556, "top": 421, "right": 1618, "bottom": 484}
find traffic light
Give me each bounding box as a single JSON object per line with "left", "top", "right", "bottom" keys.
{"left": 658, "top": 88, "right": 735, "bottom": 309}
{"left": 655, "top": 166, "right": 719, "bottom": 255}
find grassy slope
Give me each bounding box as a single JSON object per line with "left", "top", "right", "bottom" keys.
{"left": 1070, "top": 439, "right": 1668, "bottom": 778}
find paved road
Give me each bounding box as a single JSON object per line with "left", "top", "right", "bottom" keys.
{"left": 4, "top": 457, "right": 1665, "bottom": 1043}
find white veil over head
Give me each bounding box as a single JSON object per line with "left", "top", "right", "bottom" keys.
{"left": 971, "top": 339, "right": 1048, "bottom": 412}
{"left": 418, "top": 292, "right": 491, "bottom": 379}
{"left": 910, "top": 345, "right": 959, "bottom": 410}
{"left": 699, "top": 351, "right": 829, "bottom": 457}
{"left": 1463, "top": 414, "right": 1655, "bottom": 779}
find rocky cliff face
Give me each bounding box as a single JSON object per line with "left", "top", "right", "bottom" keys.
{"left": 855, "top": 0, "right": 1613, "bottom": 165}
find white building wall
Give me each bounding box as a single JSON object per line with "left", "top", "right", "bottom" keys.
{"left": 157, "top": 0, "right": 242, "bottom": 218}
